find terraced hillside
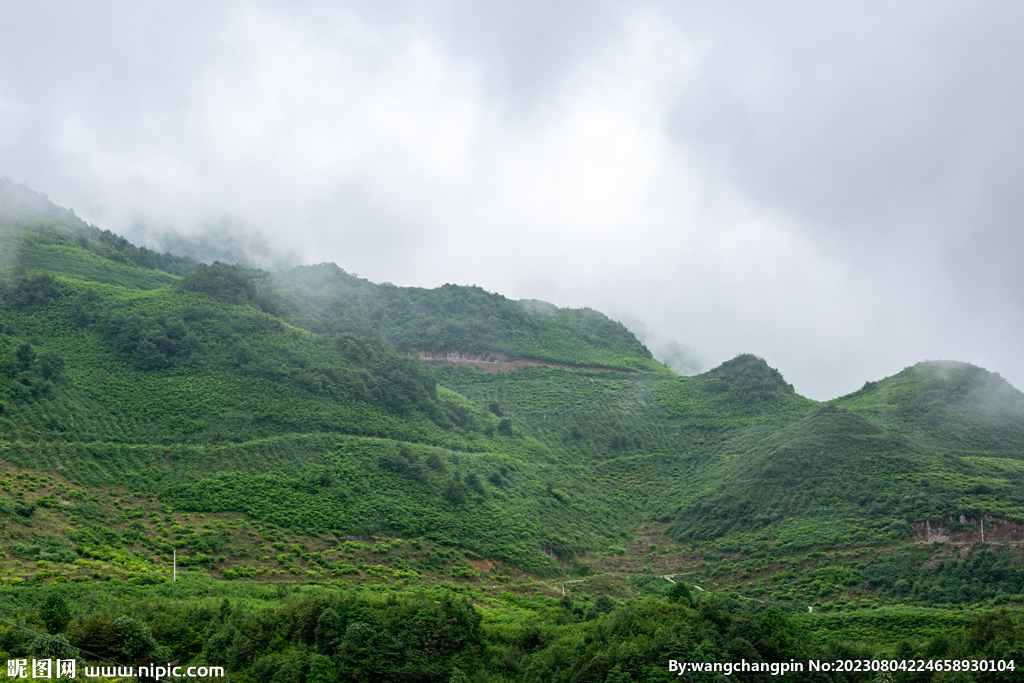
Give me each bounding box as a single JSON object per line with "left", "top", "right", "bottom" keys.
{"left": 2, "top": 180, "right": 1024, "bottom": 681}
{"left": 0, "top": 180, "right": 670, "bottom": 575}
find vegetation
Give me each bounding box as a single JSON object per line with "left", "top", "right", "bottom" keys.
{"left": 837, "top": 360, "right": 1024, "bottom": 453}
{"left": 265, "top": 263, "right": 671, "bottom": 373}
{"left": 2, "top": 181, "right": 1024, "bottom": 681}
{"left": 0, "top": 578, "right": 1021, "bottom": 683}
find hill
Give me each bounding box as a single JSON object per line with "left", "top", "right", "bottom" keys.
{"left": 836, "top": 360, "right": 1024, "bottom": 454}
{"left": 0, "top": 180, "right": 671, "bottom": 575}
{"left": 264, "top": 262, "right": 671, "bottom": 373}
{"left": 4, "top": 192, "right": 1024, "bottom": 583}
{"left": 2, "top": 181, "right": 1024, "bottom": 681}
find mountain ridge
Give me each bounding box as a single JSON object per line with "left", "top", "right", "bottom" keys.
{"left": 2, "top": 183, "right": 1024, "bottom": 677}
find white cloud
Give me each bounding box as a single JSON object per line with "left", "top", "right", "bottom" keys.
{"left": 2, "top": 1, "right": 1023, "bottom": 399}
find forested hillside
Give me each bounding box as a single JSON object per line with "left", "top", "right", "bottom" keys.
{"left": 264, "top": 263, "right": 670, "bottom": 373}
{"left": 0, "top": 180, "right": 669, "bottom": 575}
{"left": 837, "top": 360, "right": 1024, "bottom": 453}
{"left": 2, "top": 180, "right": 1023, "bottom": 681}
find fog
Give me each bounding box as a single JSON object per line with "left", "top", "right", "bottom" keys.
{"left": 2, "top": 1, "right": 1022, "bottom": 399}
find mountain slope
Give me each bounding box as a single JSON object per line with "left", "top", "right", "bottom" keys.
{"left": 651, "top": 354, "right": 818, "bottom": 430}
{"left": 837, "top": 360, "right": 1024, "bottom": 454}
{"left": 0, "top": 179, "right": 198, "bottom": 284}
{"left": 3, "top": 182, "right": 1024, "bottom": 608}
{"left": 0, "top": 187, "right": 671, "bottom": 572}
{"left": 265, "top": 262, "right": 670, "bottom": 373}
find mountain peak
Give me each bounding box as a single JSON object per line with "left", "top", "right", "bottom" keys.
{"left": 841, "top": 358, "right": 1024, "bottom": 452}
{"left": 703, "top": 353, "right": 795, "bottom": 404}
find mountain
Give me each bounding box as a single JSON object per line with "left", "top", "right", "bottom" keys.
{"left": 2, "top": 180, "right": 1024, "bottom": 680}
{"left": 264, "top": 262, "right": 671, "bottom": 373}
{"left": 837, "top": 360, "right": 1024, "bottom": 454}
{"left": 0, "top": 179, "right": 672, "bottom": 575}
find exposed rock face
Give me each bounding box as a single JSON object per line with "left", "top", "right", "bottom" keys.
{"left": 399, "top": 348, "right": 633, "bottom": 374}
{"left": 415, "top": 349, "right": 513, "bottom": 365}
{"left": 913, "top": 516, "right": 1024, "bottom": 544}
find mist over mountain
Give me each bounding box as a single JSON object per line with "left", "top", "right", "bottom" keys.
{"left": 2, "top": 182, "right": 1024, "bottom": 679}
{"left": 4, "top": 1, "right": 1024, "bottom": 675}
{"left": 132, "top": 220, "right": 303, "bottom": 272}
{"left": 5, "top": 2, "right": 1023, "bottom": 403}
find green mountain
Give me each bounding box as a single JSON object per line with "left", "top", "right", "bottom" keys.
{"left": 837, "top": 360, "right": 1024, "bottom": 453}
{"left": 2, "top": 180, "right": 1024, "bottom": 681}
{"left": 0, "top": 179, "right": 671, "bottom": 575}
{"left": 264, "top": 263, "right": 671, "bottom": 373}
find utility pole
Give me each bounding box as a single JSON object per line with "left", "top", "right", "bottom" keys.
{"left": 173, "top": 549, "right": 177, "bottom": 582}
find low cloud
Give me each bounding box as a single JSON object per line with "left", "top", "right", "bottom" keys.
{"left": 2, "top": 1, "right": 1022, "bottom": 399}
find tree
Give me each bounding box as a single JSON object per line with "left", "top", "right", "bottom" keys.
{"left": 666, "top": 582, "right": 692, "bottom": 607}
{"left": 41, "top": 593, "right": 72, "bottom": 633}
{"left": 444, "top": 480, "right": 467, "bottom": 505}
{"left": 315, "top": 608, "right": 346, "bottom": 655}
{"left": 6, "top": 273, "right": 60, "bottom": 310}
{"left": 114, "top": 616, "right": 158, "bottom": 664}
{"left": 231, "top": 341, "right": 256, "bottom": 367}
{"left": 29, "top": 634, "right": 77, "bottom": 662}
{"left": 69, "top": 297, "right": 91, "bottom": 327}
{"left": 378, "top": 453, "right": 412, "bottom": 478}
{"left": 594, "top": 595, "right": 615, "bottom": 614}
{"left": 203, "top": 631, "right": 228, "bottom": 666}
{"left": 605, "top": 666, "right": 633, "bottom": 683}
{"left": 132, "top": 339, "right": 168, "bottom": 371}
{"left": 38, "top": 351, "right": 65, "bottom": 379}
{"left": 179, "top": 262, "right": 255, "bottom": 304}
{"left": 15, "top": 343, "right": 35, "bottom": 370}
{"left": 466, "top": 472, "right": 485, "bottom": 496}
{"left": 308, "top": 654, "right": 338, "bottom": 683}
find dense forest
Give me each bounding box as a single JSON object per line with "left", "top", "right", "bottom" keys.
{"left": 1, "top": 178, "right": 1023, "bottom": 681}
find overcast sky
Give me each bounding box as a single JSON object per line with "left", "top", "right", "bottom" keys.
{"left": 2, "top": 1, "right": 1023, "bottom": 400}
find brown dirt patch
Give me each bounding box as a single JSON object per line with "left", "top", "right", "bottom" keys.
{"left": 912, "top": 517, "right": 1024, "bottom": 545}
{"left": 469, "top": 558, "right": 495, "bottom": 572}
{"left": 400, "top": 348, "right": 635, "bottom": 374}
